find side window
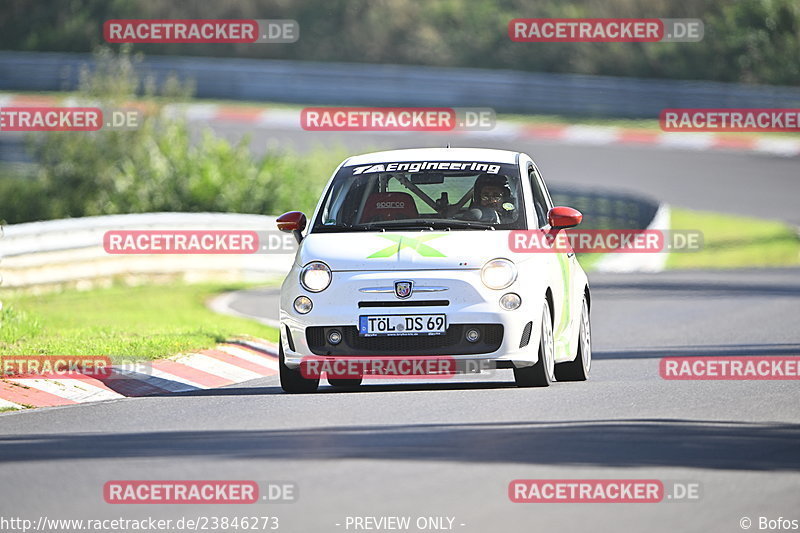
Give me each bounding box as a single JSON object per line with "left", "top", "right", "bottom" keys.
{"left": 528, "top": 166, "right": 549, "bottom": 227}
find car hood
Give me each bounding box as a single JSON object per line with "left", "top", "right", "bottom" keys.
{"left": 298, "top": 231, "right": 514, "bottom": 271}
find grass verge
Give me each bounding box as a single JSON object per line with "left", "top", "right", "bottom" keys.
{"left": 0, "top": 282, "right": 279, "bottom": 362}
{"left": 667, "top": 208, "right": 800, "bottom": 269}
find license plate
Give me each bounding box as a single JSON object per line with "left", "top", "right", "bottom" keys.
{"left": 359, "top": 314, "right": 446, "bottom": 336}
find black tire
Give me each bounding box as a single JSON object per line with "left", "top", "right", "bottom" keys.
{"left": 554, "top": 297, "right": 591, "bottom": 382}
{"left": 279, "top": 338, "right": 319, "bottom": 393}
{"left": 327, "top": 377, "right": 363, "bottom": 388}
{"left": 514, "top": 298, "right": 555, "bottom": 387}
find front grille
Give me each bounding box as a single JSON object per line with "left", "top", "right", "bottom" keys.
{"left": 306, "top": 327, "right": 326, "bottom": 349}
{"left": 306, "top": 324, "right": 503, "bottom": 356}
{"left": 358, "top": 300, "right": 449, "bottom": 308}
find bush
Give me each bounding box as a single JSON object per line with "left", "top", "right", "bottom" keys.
{"left": 0, "top": 170, "right": 51, "bottom": 224}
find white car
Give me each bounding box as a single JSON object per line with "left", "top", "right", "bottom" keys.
{"left": 276, "top": 148, "right": 591, "bottom": 392}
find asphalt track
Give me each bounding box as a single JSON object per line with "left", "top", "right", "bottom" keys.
{"left": 1, "top": 127, "right": 799, "bottom": 533}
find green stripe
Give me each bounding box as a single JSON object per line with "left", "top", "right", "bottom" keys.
{"left": 555, "top": 252, "right": 571, "bottom": 348}
{"left": 367, "top": 234, "right": 447, "bottom": 258}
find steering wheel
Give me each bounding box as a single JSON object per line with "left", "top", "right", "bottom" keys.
{"left": 454, "top": 207, "right": 500, "bottom": 223}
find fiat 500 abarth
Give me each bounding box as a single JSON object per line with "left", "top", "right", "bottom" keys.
{"left": 276, "top": 148, "right": 591, "bottom": 393}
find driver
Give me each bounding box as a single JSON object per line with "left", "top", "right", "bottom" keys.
{"left": 470, "top": 173, "right": 517, "bottom": 223}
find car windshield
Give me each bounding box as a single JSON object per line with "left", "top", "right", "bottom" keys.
{"left": 313, "top": 160, "right": 525, "bottom": 232}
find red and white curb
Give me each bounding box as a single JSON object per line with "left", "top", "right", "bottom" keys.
{"left": 0, "top": 339, "right": 278, "bottom": 411}
{"left": 516, "top": 125, "right": 800, "bottom": 157}
{"left": 1, "top": 93, "right": 798, "bottom": 157}
{"left": 171, "top": 105, "right": 800, "bottom": 157}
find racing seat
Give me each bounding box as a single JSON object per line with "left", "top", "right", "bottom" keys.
{"left": 359, "top": 192, "right": 419, "bottom": 223}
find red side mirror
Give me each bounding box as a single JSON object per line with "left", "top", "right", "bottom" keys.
{"left": 548, "top": 206, "right": 582, "bottom": 229}
{"left": 277, "top": 211, "right": 307, "bottom": 233}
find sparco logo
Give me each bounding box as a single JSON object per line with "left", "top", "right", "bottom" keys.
{"left": 376, "top": 202, "right": 406, "bottom": 209}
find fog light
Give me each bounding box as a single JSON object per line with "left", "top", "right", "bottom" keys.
{"left": 500, "top": 292, "right": 522, "bottom": 310}
{"left": 328, "top": 330, "right": 342, "bottom": 345}
{"left": 293, "top": 296, "right": 313, "bottom": 314}
{"left": 466, "top": 328, "right": 481, "bottom": 343}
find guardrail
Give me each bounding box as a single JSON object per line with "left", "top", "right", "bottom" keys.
{"left": 0, "top": 186, "right": 664, "bottom": 290}
{"left": 550, "top": 186, "right": 659, "bottom": 230}
{"left": 0, "top": 212, "right": 292, "bottom": 290}
{"left": 1, "top": 51, "right": 799, "bottom": 118}
{"left": 550, "top": 186, "right": 669, "bottom": 272}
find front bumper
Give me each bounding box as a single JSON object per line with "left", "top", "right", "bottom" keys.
{"left": 279, "top": 268, "right": 544, "bottom": 368}
{"left": 305, "top": 323, "right": 504, "bottom": 356}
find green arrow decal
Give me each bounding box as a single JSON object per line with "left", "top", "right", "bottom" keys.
{"left": 554, "top": 251, "right": 572, "bottom": 358}
{"left": 367, "top": 234, "right": 447, "bottom": 258}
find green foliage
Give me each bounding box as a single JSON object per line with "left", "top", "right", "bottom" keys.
{"left": 0, "top": 169, "right": 50, "bottom": 225}
{"left": 0, "top": 0, "right": 798, "bottom": 84}
{"left": 0, "top": 48, "right": 341, "bottom": 224}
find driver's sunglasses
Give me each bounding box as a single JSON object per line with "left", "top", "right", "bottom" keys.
{"left": 480, "top": 193, "right": 504, "bottom": 201}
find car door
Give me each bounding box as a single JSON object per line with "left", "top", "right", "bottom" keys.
{"left": 528, "top": 163, "right": 580, "bottom": 360}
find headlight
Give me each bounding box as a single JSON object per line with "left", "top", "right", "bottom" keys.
{"left": 481, "top": 258, "right": 517, "bottom": 290}
{"left": 300, "top": 261, "right": 332, "bottom": 292}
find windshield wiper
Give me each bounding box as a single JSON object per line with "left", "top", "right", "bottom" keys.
{"left": 351, "top": 220, "right": 433, "bottom": 231}
{"left": 431, "top": 220, "right": 496, "bottom": 230}
{"left": 351, "top": 219, "right": 495, "bottom": 231}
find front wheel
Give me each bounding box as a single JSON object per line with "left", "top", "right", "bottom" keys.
{"left": 279, "top": 338, "right": 319, "bottom": 393}
{"left": 554, "top": 297, "right": 591, "bottom": 382}
{"left": 514, "top": 298, "right": 555, "bottom": 387}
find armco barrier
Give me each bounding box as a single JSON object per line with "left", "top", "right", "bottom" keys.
{"left": 551, "top": 186, "right": 669, "bottom": 272}
{"left": 1, "top": 51, "right": 799, "bottom": 118}
{"left": 550, "top": 186, "right": 659, "bottom": 230}
{"left": 0, "top": 213, "right": 291, "bottom": 289}
{"left": 0, "top": 187, "right": 663, "bottom": 289}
